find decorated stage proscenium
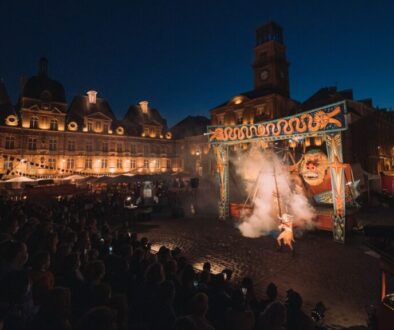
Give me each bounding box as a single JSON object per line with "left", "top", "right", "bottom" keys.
{"left": 207, "top": 102, "right": 349, "bottom": 242}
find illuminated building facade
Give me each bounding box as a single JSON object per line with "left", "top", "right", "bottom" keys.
{"left": 209, "top": 21, "right": 394, "bottom": 174}
{"left": 211, "top": 22, "right": 298, "bottom": 126}
{"left": 1, "top": 22, "right": 393, "bottom": 179}
{"left": 0, "top": 58, "right": 180, "bottom": 178}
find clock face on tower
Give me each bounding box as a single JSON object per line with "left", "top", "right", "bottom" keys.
{"left": 260, "top": 70, "right": 269, "bottom": 81}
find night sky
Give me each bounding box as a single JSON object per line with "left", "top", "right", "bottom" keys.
{"left": 1, "top": 0, "right": 393, "bottom": 126}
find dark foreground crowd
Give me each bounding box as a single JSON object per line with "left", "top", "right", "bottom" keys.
{"left": 0, "top": 194, "right": 339, "bottom": 330}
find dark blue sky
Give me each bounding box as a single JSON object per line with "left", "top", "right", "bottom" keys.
{"left": 1, "top": 0, "right": 393, "bottom": 126}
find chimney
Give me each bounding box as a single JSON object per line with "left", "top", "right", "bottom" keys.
{"left": 139, "top": 100, "right": 148, "bottom": 113}
{"left": 87, "top": 90, "right": 97, "bottom": 104}
{"left": 38, "top": 57, "right": 48, "bottom": 76}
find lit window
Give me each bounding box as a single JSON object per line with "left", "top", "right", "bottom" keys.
{"left": 144, "top": 159, "right": 149, "bottom": 169}
{"left": 95, "top": 121, "right": 102, "bottom": 131}
{"left": 130, "top": 159, "right": 136, "bottom": 169}
{"left": 66, "top": 159, "right": 74, "bottom": 169}
{"left": 117, "top": 159, "right": 122, "bottom": 169}
{"left": 50, "top": 119, "right": 58, "bottom": 130}
{"left": 101, "top": 159, "right": 107, "bottom": 168}
{"left": 30, "top": 116, "right": 39, "bottom": 129}
{"left": 85, "top": 158, "right": 92, "bottom": 169}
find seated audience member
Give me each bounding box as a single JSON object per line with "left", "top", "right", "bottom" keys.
{"left": 173, "top": 316, "right": 198, "bottom": 330}
{"left": 76, "top": 260, "right": 106, "bottom": 318}
{"left": 186, "top": 292, "right": 215, "bottom": 330}
{"left": 285, "top": 289, "right": 315, "bottom": 330}
{"left": 0, "top": 241, "right": 29, "bottom": 279}
{"left": 0, "top": 218, "right": 20, "bottom": 240}
{"left": 208, "top": 273, "right": 232, "bottom": 330}
{"left": 174, "top": 264, "right": 197, "bottom": 315}
{"left": 90, "top": 283, "right": 112, "bottom": 308}
{"left": 164, "top": 259, "right": 180, "bottom": 287}
{"left": 76, "top": 306, "right": 116, "bottom": 330}
{"left": 256, "top": 301, "right": 286, "bottom": 330}
{"left": 225, "top": 288, "right": 255, "bottom": 330}
{"left": 0, "top": 270, "right": 35, "bottom": 330}
{"left": 241, "top": 277, "right": 259, "bottom": 311}
{"left": 151, "top": 280, "right": 176, "bottom": 330}
{"left": 29, "top": 251, "right": 55, "bottom": 305}
{"left": 30, "top": 287, "right": 72, "bottom": 330}
{"left": 258, "top": 282, "right": 278, "bottom": 313}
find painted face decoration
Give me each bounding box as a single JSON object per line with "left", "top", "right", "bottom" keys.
{"left": 300, "top": 149, "right": 328, "bottom": 186}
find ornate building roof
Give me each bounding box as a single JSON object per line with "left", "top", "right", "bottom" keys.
{"left": 67, "top": 94, "right": 115, "bottom": 128}
{"left": 21, "top": 58, "right": 66, "bottom": 103}
{"left": 122, "top": 101, "right": 167, "bottom": 136}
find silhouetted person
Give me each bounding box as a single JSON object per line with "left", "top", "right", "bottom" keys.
{"left": 30, "top": 287, "right": 72, "bottom": 330}
{"left": 29, "top": 251, "right": 54, "bottom": 306}
{"left": 225, "top": 289, "right": 255, "bottom": 330}
{"left": 256, "top": 301, "right": 286, "bottom": 330}
{"left": 151, "top": 280, "right": 176, "bottom": 330}
{"left": 285, "top": 289, "right": 315, "bottom": 330}
{"left": 186, "top": 293, "right": 214, "bottom": 330}
{"left": 258, "top": 282, "right": 278, "bottom": 313}
{"left": 77, "top": 306, "right": 116, "bottom": 330}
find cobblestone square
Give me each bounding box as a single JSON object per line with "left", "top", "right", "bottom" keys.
{"left": 134, "top": 215, "right": 381, "bottom": 328}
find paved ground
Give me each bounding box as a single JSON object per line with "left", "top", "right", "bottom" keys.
{"left": 130, "top": 214, "right": 382, "bottom": 329}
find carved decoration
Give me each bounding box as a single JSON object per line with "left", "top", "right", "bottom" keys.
{"left": 208, "top": 105, "right": 346, "bottom": 143}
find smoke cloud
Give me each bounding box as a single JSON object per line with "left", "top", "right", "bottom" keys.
{"left": 233, "top": 147, "right": 315, "bottom": 238}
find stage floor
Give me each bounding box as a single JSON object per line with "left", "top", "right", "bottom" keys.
{"left": 132, "top": 215, "right": 380, "bottom": 328}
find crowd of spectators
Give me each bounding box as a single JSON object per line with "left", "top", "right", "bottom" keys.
{"left": 0, "top": 193, "right": 326, "bottom": 330}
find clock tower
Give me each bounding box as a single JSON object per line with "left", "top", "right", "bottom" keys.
{"left": 253, "top": 22, "right": 290, "bottom": 97}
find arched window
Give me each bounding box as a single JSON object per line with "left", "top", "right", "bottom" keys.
{"left": 50, "top": 119, "right": 58, "bottom": 130}
{"left": 30, "top": 116, "right": 39, "bottom": 129}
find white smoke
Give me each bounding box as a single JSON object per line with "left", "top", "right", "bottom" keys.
{"left": 233, "top": 147, "right": 315, "bottom": 238}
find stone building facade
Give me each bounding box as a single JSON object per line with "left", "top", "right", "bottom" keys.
{"left": 1, "top": 22, "right": 393, "bottom": 180}
{"left": 0, "top": 58, "right": 180, "bottom": 178}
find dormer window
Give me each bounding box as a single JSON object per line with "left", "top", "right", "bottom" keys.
{"left": 87, "top": 90, "right": 97, "bottom": 104}
{"left": 139, "top": 101, "right": 149, "bottom": 114}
